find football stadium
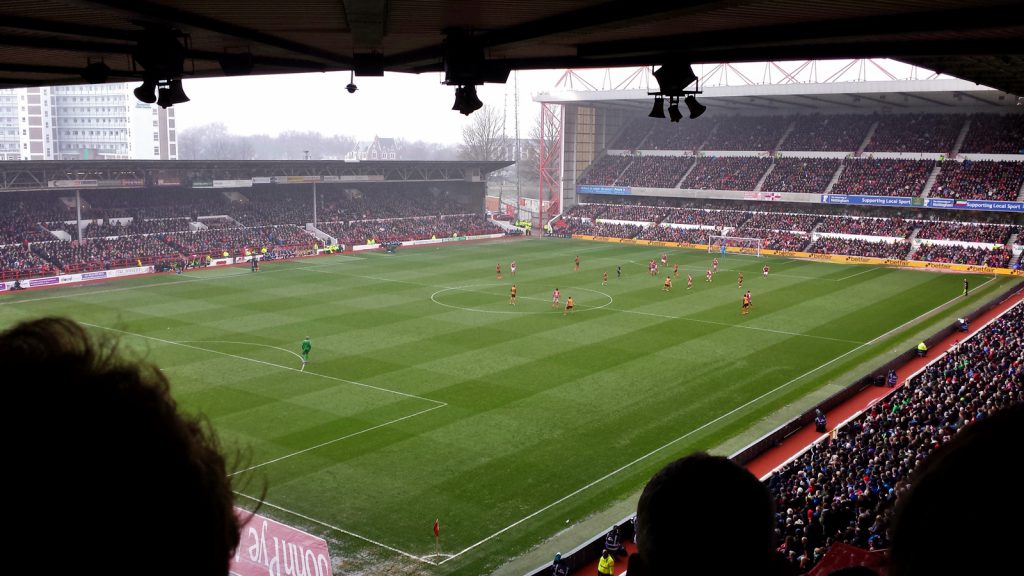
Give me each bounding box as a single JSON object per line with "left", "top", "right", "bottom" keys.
{"left": 2, "top": 2, "right": 1022, "bottom": 576}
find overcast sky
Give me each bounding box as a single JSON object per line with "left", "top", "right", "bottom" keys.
{"left": 171, "top": 60, "right": 942, "bottom": 145}
{"left": 173, "top": 69, "right": 570, "bottom": 145}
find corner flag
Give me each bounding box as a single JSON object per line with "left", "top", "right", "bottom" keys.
{"left": 433, "top": 519, "right": 440, "bottom": 538}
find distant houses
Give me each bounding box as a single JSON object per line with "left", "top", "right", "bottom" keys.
{"left": 346, "top": 136, "right": 400, "bottom": 160}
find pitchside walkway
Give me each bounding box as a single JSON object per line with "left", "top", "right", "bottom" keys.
{"left": 569, "top": 288, "right": 1022, "bottom": 576}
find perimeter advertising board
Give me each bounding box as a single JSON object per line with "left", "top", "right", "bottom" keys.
{"left": 231, "top": 508, "right": 332, "bottom": 576}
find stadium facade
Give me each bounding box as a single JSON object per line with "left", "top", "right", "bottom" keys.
{"left": 535, "top": 76, "right": 1023, "bottom": 221}
{"left": 0, "top": 82, "right": 176, "bottom": 161}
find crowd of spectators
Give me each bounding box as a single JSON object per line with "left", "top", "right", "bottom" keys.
{"left": 741, "top": 212, "right": 820, "bottom": 233}
{"left": 928, "top": 159, "right": 1024, "bottom": 202}
{"left": 643, "top": 120, "right": 716, "bottom": 152}
{"left": 560, "top": 204, "right": 608, "bottom": 220}
{"left": 761, "top": 158, "right": 842, "bottom": 194}
{"left": 614, "top": 156, "right": 695, "bottom": 188}
{"left": 912, "top": 243, "right": 1012, "bottom": 267}
{"left": 704, "top": 116, "right": 791, "bottom": 151}
{"left": 681, "top": 157, "right": 772, "bottom": 190}
{"left": 816, "top": 216, "right": 914, "bottom": 238}
{"left": 766, "top": 303, "right": 1022, "bottom": 572}
{"left": 608, "top": 121, "right": 655, "bottom": 150}
{"left": 780, "top": 114, "right": 873, "bottom": 152}
{"left": 808, "top": 237, "right": 911, "bottom": 259}
{"left": 865, "top": 113, "right": 964, "bottom": 153}
{"left": 165, "top": 225, "right": 316, "bottom": 257}
{"left": 0, "top": 245, "right": 56, "bottom": 280}
{"left": 30, "top": 236, "right": 181, "bottom": 272}
{"left": 602, "top": 112, "right": 1020, "bottom": 155}
{"left": 660, "top": 207, "right": 749, "bottom": 228}
{"left": 319, "top": 214, "right": 502, "bottom": 246}
{"left": 729, "top": 229, "right": 809, "bottom": 251}
{"left": 959, "top": 113, "right": 1024, "bottom": 154}
{"left": 636, "top": 225, "right": 715, "bottom": 244}
{"left": 831, "top": 159, "right": 934, "bottom": 197}
{"left": 598, "top": 204, "right": 664, "bottom": 222}
{"left": 579, "top": 155, "right": 635, "bottom": 186}
{"left": 916, "top": 221, "right": 1017, "bottom": 244}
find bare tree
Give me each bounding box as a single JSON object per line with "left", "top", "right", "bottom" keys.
{"left": 518, "top": 112, "right": 559, "bottom": 182}
{"left": 459, "top": 105, "right": 507, "bottom": 161}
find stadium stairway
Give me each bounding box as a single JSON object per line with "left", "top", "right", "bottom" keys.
{"left": 856, "top": 121, "right": 879, "bottom": 156}
{"left": 950, "top": 117, "right": 971, "bottom": 157}
{"left": 824, "top": 163, "right": 845, "bottom": 194}
{"left": 920, "top": 165, "right": 943, "bottom": 198}
{"left": 753, "top": 161, "right": 775, "bottom": 192}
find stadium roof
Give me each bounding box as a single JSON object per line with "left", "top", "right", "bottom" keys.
{"left": 537, "top": 78, "right": 1024, "bottom": 112}
{"left": 1, "top": 0, "right": 1023, "bottom": 96}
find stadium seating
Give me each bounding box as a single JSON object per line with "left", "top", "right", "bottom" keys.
{"left": 765, "top": 304, "right": 1023, "bottom": 571}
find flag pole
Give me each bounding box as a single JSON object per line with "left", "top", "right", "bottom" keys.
{"left": 434, "top": 518, "right": 441, "bottom": 556}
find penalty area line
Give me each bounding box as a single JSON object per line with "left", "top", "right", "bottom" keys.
{"left": 234, "top": 493, "right": 439, "bottom": 566}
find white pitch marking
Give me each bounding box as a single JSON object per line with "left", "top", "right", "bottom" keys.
{"left": 79, "top": 323, "right": 445, "bottom": 405}
{"left": 438, "top": 275, "right": 998, "bottom": 564}
{"left": 230, "top": 403, "right": 448, "bottom": 476}
{"left": 834, "top": 267, "right": 881, "bottom": 281}
{"left": 234, "top": 494, "right": 439, "bottom": 565}
{"left": 178, "top": 339, "right": 304, "bottom": 363}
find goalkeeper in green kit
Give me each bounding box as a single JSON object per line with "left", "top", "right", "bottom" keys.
{"left": 301, "top": 336, "right": 312, "bottom": 365}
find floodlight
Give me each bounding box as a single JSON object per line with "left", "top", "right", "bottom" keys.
{"left": 667, "top": 97, "right": 683, "bottom": 122}
{"left": 133, "top": 78, "right": 158, "bottom": 104}
{"left": 648, "top": 96, "right": 665, "bottom": 118}
{"left": 685, "top": 95, "right": 706, "bottom": 119}
{"left": 156, "top": 79, "right": 190, "bottom": 108}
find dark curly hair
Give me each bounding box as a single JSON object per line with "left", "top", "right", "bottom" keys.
{"left": 2, "top": 317, "right": 240, "bottom": 575}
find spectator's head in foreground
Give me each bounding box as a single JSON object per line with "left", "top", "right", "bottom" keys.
{"left": 630, "top": 452, "right": 775, "bottom": 575}
{"left": 2, "top": 317, "right": 240, "bottom": 575}
{"left": 891, "top": 403, "right": 1023, "bottom": 576}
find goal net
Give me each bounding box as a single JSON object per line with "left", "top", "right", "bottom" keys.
{"left": 708, "top": 234, "right": 763, "bottom": 257}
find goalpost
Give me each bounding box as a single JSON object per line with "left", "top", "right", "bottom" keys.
{"left": 708, "top": 234, "right": 763, "bottom": 257}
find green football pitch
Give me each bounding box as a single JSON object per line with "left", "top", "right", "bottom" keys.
{"left": 1, "top": 238, "right": 1014, "bottom": 574}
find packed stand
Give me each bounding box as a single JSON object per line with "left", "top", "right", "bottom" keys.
{"left": 608, "top": 120, "right": 654, "bottom": 150}
{"left": 741, "top": 212, "right": 820, "bottom": 233}
{"left": 959, "top": 113, "right": 1024, "bottom": 154}
{"left": 729, "top": 229, "right": 809, "bottom": 251}
{"left": 912, "top": 244, "right": 1012, "bottom": 267}
{"left": 681, "top": 157, "right": 772, "bottom": 191}
{"left": 864, "top": 113, "right": 964, "bottom": 153}
{"left": 704, "top": 115, "right": 791, "bottom": 151}
{"left": 766, "top": 303, "right": 1023, "bottom": 572}
{"left": 578, "top": 154, "right": 634, "bottom": 186}
{"left": 320, "top": 214, "right": 502, "bottom": 246}
{"left": 165, "top": 225, "right": 315, "bottom": 258}
{"left": 637, "top": 225, "right": 716, "bottom": 244}
{"left": 81, "top": 218, "right": 193, "bottom": 237}
{"left": 643, "top": 119, "right": 717, "bottom": 151}
{"left": 0, "top": 245, "right": 56, "bottom": 280}
{"left": 598, "top": 203, "right": 664, "bottom": 222}
{"left": 916, "top": 221, "right": 1017, "bottom": 244}
{"left": 560, "top": 204, "right": 609, "bottom": 220}
{"left": 660, "top": 207, "right": 750, "bottom": 228}
{"left": 780, "top": 115, "right": 873, "bottom": 152}
{"left": 831, "top": 159, "right": 934, "bottom": 197}
{"left": 928, "top": 160, "right": 1024, "bottom": 202}
{"left": 550, "top": 219, "right": 643, "bottom": 239}
{"left": 30, "top": 236, "right": 180, "bottom": 273}
{"left": 761, "top": 158, "right": 841, "bottom": 194}
{"left": 614, "top": 155, "right": 695, "bottom": 188}
{"left": 815, "top": 216, "right": 914, "bottom": 238}
{"left": 807, "top": 237, "right": 910, "bottom": 259}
